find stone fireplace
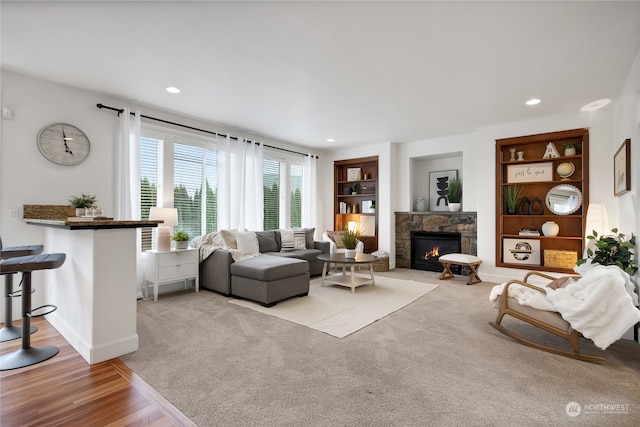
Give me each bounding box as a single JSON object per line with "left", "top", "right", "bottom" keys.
{"left": 396, "top": 212, "right": 477, "bottom": 269}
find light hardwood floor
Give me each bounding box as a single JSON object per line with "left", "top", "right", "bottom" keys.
{"left": 0, "top": 317, "right": 195, "bottom": 426}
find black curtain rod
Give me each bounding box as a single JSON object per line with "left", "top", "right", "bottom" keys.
{"left": 96, "top": 103, "right": 318, "bottom": 159}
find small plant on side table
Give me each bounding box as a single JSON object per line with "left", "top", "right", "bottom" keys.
{"left": 171, "top": 230, "right": 190, "bottom": 249}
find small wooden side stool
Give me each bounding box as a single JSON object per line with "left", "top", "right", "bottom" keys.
{"left": 438, "top": 253, "right": 482, "bottom": 285}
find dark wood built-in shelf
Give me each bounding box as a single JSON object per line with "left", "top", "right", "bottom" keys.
{"left": 334, "top": 156, "right": 379, "bottom": 253}
{"left": 495, "top": 128, "right": 589, "bottom": 274}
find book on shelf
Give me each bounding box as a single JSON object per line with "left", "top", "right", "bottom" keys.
{"left": 518, "top": 228, "right": 540, "bottom": 236}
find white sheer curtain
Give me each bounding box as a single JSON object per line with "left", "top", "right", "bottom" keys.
{"left": 115, "top": 108, "right": 141, "bottom": 220}
{"left": 302, "top": 153, "right": 317, "bottom": 228}
{"left": 116, "top": 108, "right": 142, "bottom": 296}
{"left": 217, "top": 135, "right": 264, "bottom": 230}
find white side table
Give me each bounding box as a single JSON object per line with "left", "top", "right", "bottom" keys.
{"left": 144, "top": 248, "right": 199, "bottom": 301}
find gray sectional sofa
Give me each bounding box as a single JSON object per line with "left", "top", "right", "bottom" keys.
{"left": 199, "top": 229, "right": 330, "bottom": 306}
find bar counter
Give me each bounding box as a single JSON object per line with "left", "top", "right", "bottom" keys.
{"left": 26, "top": 217, "right": 158, "bottom": 364}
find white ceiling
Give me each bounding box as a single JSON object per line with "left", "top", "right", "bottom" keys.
{"left": 2, "top": 1, "right": 640, "bottom": 149}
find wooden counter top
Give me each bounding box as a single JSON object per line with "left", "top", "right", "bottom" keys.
{"left": 26, "top": 219, "right": 160, "bottom": 230}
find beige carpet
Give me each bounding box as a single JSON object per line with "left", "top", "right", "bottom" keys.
{"left": 229, "top": 275, "right": 438, "bottom": 338}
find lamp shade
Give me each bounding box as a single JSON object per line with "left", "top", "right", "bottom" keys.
{"left": 585, "top": 203, "right": 609, "bottom": 237}
{"left": 149, "top": 207, "right": 178, "bottom": 227}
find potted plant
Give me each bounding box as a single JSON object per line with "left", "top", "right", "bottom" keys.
{"left": 563, "top": 142, "right": 576, "bottom": 156}
{"left": 171, "top": 230, "right": 191, "bottom": 249}
{"left": 577, "top": 228, "right": 637, "bottom": 277}
{"left": 69, "top": 193, "right": 97, "bottom": 217}
{"left": 341, "top": 227, "right": 360, "bottom": 258}
{"left": 502, "top": 185, "right": 522, "bottom": 215}
{"left": 447, "top": 178, "right": 462, "bottom": 212}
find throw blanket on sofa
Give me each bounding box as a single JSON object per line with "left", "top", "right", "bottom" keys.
{"left": 489, "top": 264, "right": 640, "bottom": 350}
{"left": 192, "top": 231, "right": 262, "bottom": 263}
{"left": 192, "top": 232, "right": 224, "bottom": 262}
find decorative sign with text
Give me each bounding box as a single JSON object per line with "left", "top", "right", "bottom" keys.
{"left": 507, "top": 162, "right": 553, "bottom": 183}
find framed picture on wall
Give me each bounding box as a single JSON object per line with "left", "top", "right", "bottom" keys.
{"left": 429, "top": 169, "right": 457, "bottom": 211}
{"left": 614, "top": 139, "right": 631, "bottom": 197}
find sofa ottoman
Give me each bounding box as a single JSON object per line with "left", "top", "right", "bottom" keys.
{"left": 230, "top": 255, "right": 309, "bottom": 307}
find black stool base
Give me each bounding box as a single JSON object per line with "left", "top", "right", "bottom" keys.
{"left": 0, "top": 325, "right": 38, "bottom": 342}
{"left": 0, "top": 345, "right": 59, "bottom": 370}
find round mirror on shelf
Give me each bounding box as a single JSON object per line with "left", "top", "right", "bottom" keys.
{"left": 545, "top": 184, "right": 582, "bottom": 215}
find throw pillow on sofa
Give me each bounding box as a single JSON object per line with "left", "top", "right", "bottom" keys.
{"left": 280, "top": 229, "right": 306, "bottom": 251}
{"left": 255, "top": 231, "right": 279, "bottom": 253}
{"left": 235, "top": 231, "right": 260, "bottom": 256}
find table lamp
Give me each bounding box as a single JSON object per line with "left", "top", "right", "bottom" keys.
{"left": 149, "top": 207, "right": 178, "bottom": 251}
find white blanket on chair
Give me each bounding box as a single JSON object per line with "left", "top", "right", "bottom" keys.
{"left": 490, "top": 264, "right": 640, "bottom": 350}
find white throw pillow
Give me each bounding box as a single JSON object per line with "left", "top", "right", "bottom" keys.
{"left": 235, "top": 231, "right": 259, "bottom": 255}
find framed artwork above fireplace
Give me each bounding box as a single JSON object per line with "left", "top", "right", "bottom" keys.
{"left": 429, "top": 169, "right": 458, "bottom": 211}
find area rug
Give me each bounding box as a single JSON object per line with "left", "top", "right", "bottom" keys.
{"left": 228, "top": 275, "right": 438, "bottom": 338}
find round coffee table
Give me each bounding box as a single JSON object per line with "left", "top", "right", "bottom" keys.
{"left": 317, "top": 253, "right": 379, "bottom": 293}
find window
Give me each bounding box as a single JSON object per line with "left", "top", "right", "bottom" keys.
{"left": 263, "top": 159, "right": 280, "bottom": 230}
{"left": 140, "top": 136, "right": 160, "bottom": 251}
{"left": 139, "top": 127, "right": 217, "bottom": 251}
{"left": 138, "top": 125, "right": 308, "bottom": 252}
{"left": 290, "top": 164, "right": 302, "bottom": 228}
{"left": 262, "top": 155, "right": 303, "bottom": 230}
{"left": 173, "top": 141, "right": 217, "bottom": 238}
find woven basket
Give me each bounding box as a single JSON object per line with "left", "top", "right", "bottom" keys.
{"left": 544, "top": 250, "right": 577, "bottom": 269}
{"left": 372, "top": 257, "right": 390, "bottom": 272}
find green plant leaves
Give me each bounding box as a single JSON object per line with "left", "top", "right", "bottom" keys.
{"left": 577, "top": 228, "right": 637, "bottom": 276}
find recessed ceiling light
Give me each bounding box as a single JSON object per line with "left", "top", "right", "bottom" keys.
{"left": 165, "top": 87, "right": 181, "bottom": 94}
{"left": 525, "top": 98, "right": 541, "bottom": 106}
{"left": 326, "top": 138, "right": 335, "bottom": 143}
{"left": 580, "top": 98, "right": 611, "bottom": 112}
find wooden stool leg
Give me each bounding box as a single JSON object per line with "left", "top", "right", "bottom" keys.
{"left": 439, "top": 262, "right": 454, "bottom": 280}
{"left": 466, "top": 263, "right": 482, "bottom": 285}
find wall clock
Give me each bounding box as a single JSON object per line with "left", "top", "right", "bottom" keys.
{"left": 37, "top": 123, "right": 90, "bottom": 166}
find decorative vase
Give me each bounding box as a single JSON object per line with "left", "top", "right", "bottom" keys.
{"left": 517, "top": 151, "right": 525, "bottom": 161}
{"left": 509, "top": 148, "right": 516, "bottom": 161}
{"left": 564, "top": 147, "right": 576, "bottom": 156}
{"left": 507, "top": 207, "right": 517, "bottom": 215}
{"left": 344, "top": 249, "right": 357, "bottom": 258}
{"left": 541, "top": 221, "right": 560, "bottom": 237}
{"left": 76, "top": 208, "right": 84, "bottom": 217}
{"left": 448, "top": 202, "right": 461, "bottom": 212}
{"left": 416, "top": 197, "right": 427, "bottom": 212}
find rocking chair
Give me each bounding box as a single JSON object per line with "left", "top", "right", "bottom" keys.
{"left": 489, "top": 271, "right": 605, "bottom": 363}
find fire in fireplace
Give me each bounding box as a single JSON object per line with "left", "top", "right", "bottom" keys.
{"left": 411, "top": 231, "right": 462, "bottom": 273}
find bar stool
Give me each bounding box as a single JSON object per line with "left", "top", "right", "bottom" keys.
{"left": 0, "top": 244, "right": 44, "bottom": 342}
{"left": 0, "top": 253, "right": 66, "bottom": 370}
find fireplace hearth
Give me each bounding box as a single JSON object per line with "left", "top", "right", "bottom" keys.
{"left": 411, "top": 231, "right": 461, "bottom": 273}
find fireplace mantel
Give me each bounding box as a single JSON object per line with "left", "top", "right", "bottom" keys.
{"left": 395, "top": 211, "right": 477, "bottom": 268}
